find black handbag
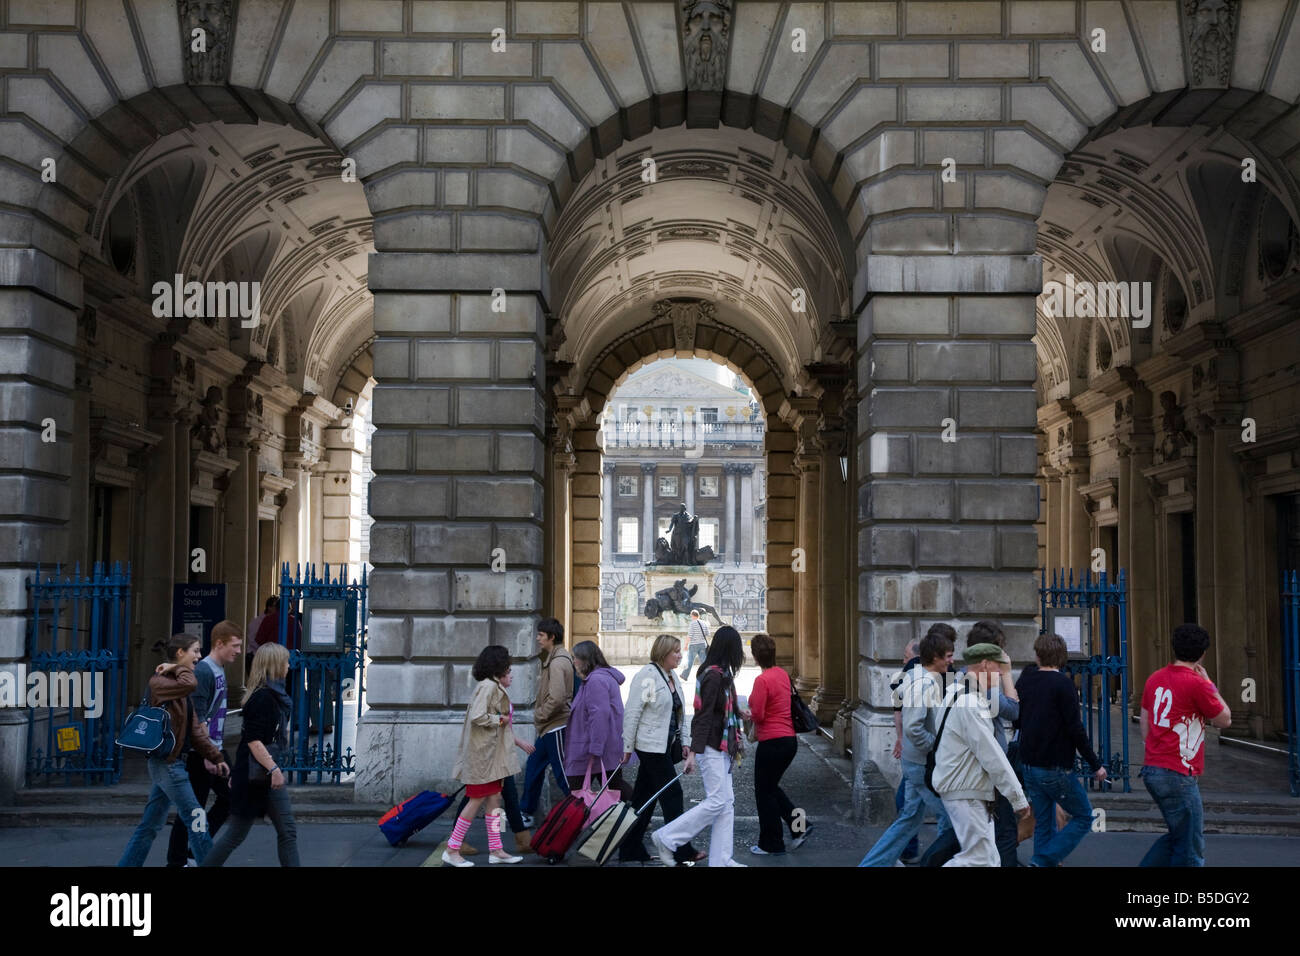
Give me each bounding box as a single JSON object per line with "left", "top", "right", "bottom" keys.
{"left": 788, "top": 675, "right": 819, "bottom": 734}
{"left": 656, "top": 667, "right": 685, "bottom": 763}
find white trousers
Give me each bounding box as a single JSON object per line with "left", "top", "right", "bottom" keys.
{"left": 941, "top": 797, "right": 1000, "bottom": 867}
{"left": 654, "top": 748, "right": 734, "bottom": 867}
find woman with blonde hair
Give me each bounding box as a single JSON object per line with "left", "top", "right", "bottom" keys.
{"left": 617, "top": 634, "right": 704, "bottom": 865}
{"left": 202, "top": 642, "right": 300, "bottom": 866}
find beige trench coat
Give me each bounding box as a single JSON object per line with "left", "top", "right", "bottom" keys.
{"left": 452, "top": 678, "right": 521, "bottom": 785}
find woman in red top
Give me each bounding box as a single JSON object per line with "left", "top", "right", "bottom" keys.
{"left": 748, "top": 633, "right": 808, "bottom": 855}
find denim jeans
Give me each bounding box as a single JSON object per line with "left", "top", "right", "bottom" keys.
{"left": 896, "top": 779, "right": 919, "bottom": 858}
{"left": 167, "top": 749, "right": 232, "bottom": 865}
{"left": 201, "top": 785, "right": 300, "bottom": 867}
{"left": 679, "top": 644, "right": 707, "bottom": 679}
{"left": 520, "top": 726, "right": 569, "bottom": 815}
{"left": 1023, "top": 764, "right": 1094, "bottom": 866}
{"left": 1139, "top": 765, "right": 1205, "bottom": 867}
{"left": 858, "top": 759, "right": 952, "bottom": 866}
{"left": 118, "top": 758, "right": 214, "bottom": 866}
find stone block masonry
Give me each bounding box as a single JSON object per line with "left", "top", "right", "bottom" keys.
{"left": 359, "top": 256, "right": 547, "bottom": 805}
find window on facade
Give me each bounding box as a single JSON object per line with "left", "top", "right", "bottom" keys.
{"left": 660, "top": 407, "right": 680, "bottom": 423}
{"left": 618, "top": 517, "right": 639, "bottom": 553}
{"left": 658, "top": 517, "right": 671, "bottom": 540}
{"left": 618, "top": 475, "right": 637, "bottom": 496}
{"left": 658, "top": 475, "right": 678, "bottom": 498}
{"left": 698, "top": 475, "right": 719, "bottom": 497}
{"left": 700, "top": 407, "right": 719, "bottom": 423}
{"left": 698, "top": 518, "right": 719, "bottom": 551}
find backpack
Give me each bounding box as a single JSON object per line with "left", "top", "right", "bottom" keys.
{"left": 116, "top": 692, "right": 176, "bottom": 760}
{"left": 924, "top": 685, "right": 966, "bottom": 797}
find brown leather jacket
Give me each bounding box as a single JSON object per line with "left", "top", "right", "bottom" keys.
{"left": 149, "top": 664, "right": 225, "bottom": 764}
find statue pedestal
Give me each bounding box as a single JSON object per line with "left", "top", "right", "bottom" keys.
{"left": 599, "top": 566, "right": 722, "bottom": 665}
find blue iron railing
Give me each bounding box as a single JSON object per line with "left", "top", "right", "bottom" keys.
{"left": 1284, "top": 569, "right": 1299, "bottom": 797}
{"left": 271, "top": 562, "right": 367, "bottom": 784}
{"left": 1039, "top": 567, "right": 1130, "bottom": 793}
{"left": 25, "top": 562, "right": 131, "bottom": 785}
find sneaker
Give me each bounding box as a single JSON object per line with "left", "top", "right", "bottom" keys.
{"left": 750, "top": 845, "right": 784, "bottom": 856}
{"left": 489, "top": 850, "right": 523, "bottom": 864}
{"left": 899, "top": 852, "right": 920, "bottom": 864}
{"left": 651, "top": 831, "right": 677, "bottom": 867}
{"left": 441, "top": 850, "right": 473, "bottom": 868}
{"left": 725, "top": 859, "right": 747, "bottom": 867}
{"left": 791, "top": 824, "right": 814, "bottom": 850}
{"left": 519, "top": 813, "right": 534, "bottom": 828}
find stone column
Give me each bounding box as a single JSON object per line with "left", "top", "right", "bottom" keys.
{"left": 358, "top": 255, "right": 547, "bottom": 806}
{"left": 1064, "top": 465, "right": 1092, "bottom": 573}
{"left": 855, "top": 254, "right": 1042, "bottom": 802}
{"left": 738, "top": 464, "right": 755, "bottom": 566}
{"left": 813, "top": 388, "right": 849, "bottom": 722}
{"left": 219, "top": 440, "right": 256, "bottom": 640}
{"left": 640, "top": 462, "right": 657, "bottom": 562}
{"left": 1195, "top": 418, "right": 1216, "bottom": 629}
{"left": 787, "top": 404, "right": 822, "bottom": 698}
{"left": 1210, "top": 418, "right": 1248, "bottom": 727}
{"left": 322, "top": 414, "right": 367, "bottom": 569}
{"left": 682, "top": 461, "right": 697, "bottom": 515}
{"left": 724, "top": 464, "right": 738, "bottom": 566}
{"left": 548, "top": 436, "right": 577, "bottom": 639}
{"left": 1121, "top": 423, "right": 1156, "bottom": 715}
{"left": 601, "top": 461, "right": 615, "bottom": 564}
{"left": 0, "top": 250, "right": 78, "bottom": 801}
{"left": 1042, "top": 467, "right": 1062, "bottom": 571}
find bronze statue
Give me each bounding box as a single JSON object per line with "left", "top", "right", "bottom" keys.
{"left": 652, "top": 503, "right": 716, "bottom": 565}
{"left": 644, "top": 578, "right": 723, "bottom": 626}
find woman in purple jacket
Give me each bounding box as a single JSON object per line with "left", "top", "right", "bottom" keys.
{"left": 563, "top": 641, "right": 629, "bottom": 800}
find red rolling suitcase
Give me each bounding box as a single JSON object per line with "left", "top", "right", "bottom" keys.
{"left": 530, "top": 793, "right": 588, "bottom": 863}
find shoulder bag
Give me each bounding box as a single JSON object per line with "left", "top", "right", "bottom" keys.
{"left": 788, "top": 674, "right": 820, "bottom": 734}
{"left": 116, "top": 692, "right": 175, "bottom": 760}
{"left": 924, "top": 684, "right": 965, "bottom": 797}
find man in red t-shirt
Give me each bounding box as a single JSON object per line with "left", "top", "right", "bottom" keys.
{"left": 1138, "top": 623, "right": 1231, "bottom": 867}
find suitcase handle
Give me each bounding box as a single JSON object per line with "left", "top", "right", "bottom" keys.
{"left": 634, "top": 767, "right": 690, "bottom": 817}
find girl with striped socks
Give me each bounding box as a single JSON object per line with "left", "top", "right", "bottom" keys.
{"left": 443, "top": 645, "right": 530, "bottom": 866}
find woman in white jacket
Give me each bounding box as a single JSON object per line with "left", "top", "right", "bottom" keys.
{"left": 617, "top": 634, "right": 705, "bottom": 865}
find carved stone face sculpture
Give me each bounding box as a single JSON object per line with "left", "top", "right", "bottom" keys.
{"left": 682, "top": 1, "right": 731, "bottom": 91}
{"left": 1187, "top": 0, "right": 1234, "bottom": 85}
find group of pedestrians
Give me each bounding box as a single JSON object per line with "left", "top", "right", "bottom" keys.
{"left": 444, "top": 618, "right": 810, "bottom": 866}
{"left": 118, "top": 624, "right": 300, "bottom": 867}
{"left": 863, "top": 618, "right": 1231, "bottom": 868}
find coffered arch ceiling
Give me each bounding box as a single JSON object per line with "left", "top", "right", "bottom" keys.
{"left": 1034, "top": 121, "right": 1299, "bottom": 403}
{"left": 92, "top": 120, "right": 374, "bottom": 398}
{"left": 549, "top": 125, "right": 855, "bottom": 395}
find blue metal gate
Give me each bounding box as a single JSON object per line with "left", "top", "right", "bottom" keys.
{"left": 1284, "top": 569, "right": 1299, "bottom": 797}
{"left": 24, "top": 563, "right": 131, "bottom": 785}
{"left": 268, "top": 563, "right": 367, "bottom": 784}
{"left": 1039, "top": 567, "right": 1130, "bottom": 793}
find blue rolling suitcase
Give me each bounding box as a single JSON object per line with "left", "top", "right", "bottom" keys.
{"left": 379, "top": 787, "right": 465, "bottom": 847}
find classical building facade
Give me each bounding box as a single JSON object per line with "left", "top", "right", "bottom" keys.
{"left": 0, "top": 1, "right": 1297, "bottom": 807}
{"left": 597, "top": 358, "right": 768, "bottom": 648}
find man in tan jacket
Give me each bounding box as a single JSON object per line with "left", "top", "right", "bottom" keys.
{"left": 519, "top": 617, "right": 575, "bottom": 824}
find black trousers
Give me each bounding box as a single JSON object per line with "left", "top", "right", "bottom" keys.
{"left": 920, "top": 791, "right": 1019, "bottom": 867}
{"left": 619, "top": 749, "right": 698, "bottom": 863}
{"left": 167, "top": 749, "right": 231, "bottom": 866}
{"left": 754, "top": 736, "right": 799, "bottom": 852}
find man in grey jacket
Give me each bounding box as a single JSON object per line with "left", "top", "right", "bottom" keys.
{"left": 858, "top": 624, "right": 956, "bottom": 866}
{"left": 519, "top": 617, "right": 575, "bottom": 824}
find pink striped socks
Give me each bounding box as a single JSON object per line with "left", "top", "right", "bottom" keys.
{"left": 448, "top": 815, "right": 472, "bottom": 851}
{"left": 486, "top": 810, "right": 504, "bottom": 852}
